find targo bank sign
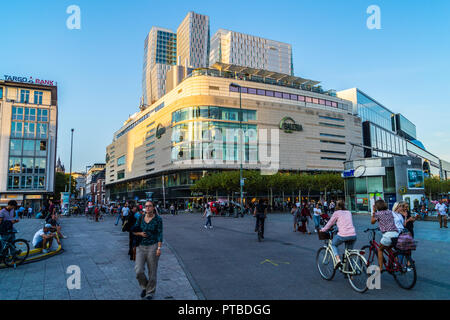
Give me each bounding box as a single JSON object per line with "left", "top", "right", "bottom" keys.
{"left": 4, "top": 75, "right": 55, "bottom": 86}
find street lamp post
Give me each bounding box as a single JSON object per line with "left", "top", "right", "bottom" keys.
{"left": 68, "top": 128, "right": 74, "bottom": 214}
{"left": 230, "top": 83, "right": 243, "bottom": 217}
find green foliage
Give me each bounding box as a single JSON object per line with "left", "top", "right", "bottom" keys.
{"left": 54, "top": 172, "right": 77, "bottom": 200}
{"left": 425, "top": 177, "right": 450, "bottom": 199}
{"left": 191, "top": 170, "right": 344, "bottom": 198}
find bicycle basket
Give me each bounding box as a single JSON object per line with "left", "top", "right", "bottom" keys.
{"left": 318, "top": 231, "right": 331, "bottom": 240}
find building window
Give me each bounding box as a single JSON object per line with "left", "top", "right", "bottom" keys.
{"left": 11, "top": 121, "right": 23, "bottom": 138}
{"left": 117, "top": 170, "right": 125, "bottom": 180}
{"left": 36, "top": 123, "right": 48, "bottom": 138}
{"left": 9, "top": 139, "right": 23, "bottom": 156}
{"left": 146, "top": 154, "right": 155, "bottom": 160}
{"left": 34, "top": 91, "right": 43, "bottom": 104}
{"left": 20, "top": 90, "right": 30, "bottom": 103}
{"left": 12, "top": 107, "right": 24, "bottom": 120}
{"left": 319, "top": 116, "right": 344, "bottom": 122}
{"left": 320, "top": 133, "right": 345, "bottom": 138}
{"left": 25, "top": 108, "right": 36, "bottom": 121}
{"left": 321, "top": 157, "right": 346, "bottom": 161}
{"left": 320, "top": 140, "right": 346, "bottom": 145}
{"left": 320, "top": 150, "right": 346, "bottom": 155}
{"left": 0, "top": 87, "right": 3, "bottom": 99}
{"left": 319, "top": 122, "right": 345, "bottom": 128}
{"left": 117, "top": 155, "right": 125, "bottom": 166}
{"left": 37, "top": 109, "right": 48, "bottom": 122}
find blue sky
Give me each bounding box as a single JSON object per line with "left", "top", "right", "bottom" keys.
{"left": 1, "top": 0, "right": 449, "bottom": 172}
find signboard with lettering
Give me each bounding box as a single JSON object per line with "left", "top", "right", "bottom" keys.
{"left": 279, "top": 117, "right": 303, "bottom": 133}
{"left": 4, "top": 75, "right": 55, "bottom": 86}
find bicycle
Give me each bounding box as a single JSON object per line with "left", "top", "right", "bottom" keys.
{"left": 254, "top": 215, "right": 265, "bottom": 242}
{"left": 316, "top": 229, "right": 368, "bottom": 293}
{"left": 0, "top": 231, "right": 30, "bottom": 267}
{"left": 360, "top": 227, "right": 416, "bottom": 290}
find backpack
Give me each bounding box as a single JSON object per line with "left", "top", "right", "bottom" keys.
{"left": 395, "top": 232, "right": 417, "bottom": 251}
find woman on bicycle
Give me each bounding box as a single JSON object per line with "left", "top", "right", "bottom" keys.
{"left": 320, "top": 200, "right": 356, "bottom": 267}
{"left": 371, "top": 199, "right": 399, "bottom": 272}
{"left": 392, "top": 202, "right": 406, "bottom": 233}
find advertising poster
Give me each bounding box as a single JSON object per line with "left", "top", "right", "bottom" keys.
{"left": 407, "top": 169, "right": 424, "bottom": 189}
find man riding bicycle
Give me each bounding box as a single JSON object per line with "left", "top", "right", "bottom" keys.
{"left": 320, "top": 200, "right": 356, "bottom": 268}
{"left": 371, "top": 199, "right": 399, "bottom": 272}
{"left": 253, "top": 199, "right": 267, "bottom": 239}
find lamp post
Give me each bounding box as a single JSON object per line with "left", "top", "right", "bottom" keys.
{"left": 68, "top": 128, "right": 74, "bottom": 214}
{"left": 230, "top": 83, "right": 243, "bottom": 217}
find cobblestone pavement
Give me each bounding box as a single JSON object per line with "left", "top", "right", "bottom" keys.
{"left": 0, "top": 215, "right": 199, "bottom": 300}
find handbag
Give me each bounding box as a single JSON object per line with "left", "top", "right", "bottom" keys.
{"left": 121, "top": 218, "right": 130, "bottom": 232}
{"left": 396, "top": 231, "right": 417, "bottom": 251}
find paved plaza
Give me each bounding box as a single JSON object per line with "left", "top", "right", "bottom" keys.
{"left": 1, "top": 212, "right": 449, "bottom": 300}
{"left": 0, "top": 215, "right": 198, "bottom": 300}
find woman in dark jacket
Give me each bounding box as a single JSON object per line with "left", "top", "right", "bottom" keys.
{"left": 126, "top": 205, "right": 141, "bottom": 260}
{"left": 298, "top": 202, "right": 312, "bottom": 234}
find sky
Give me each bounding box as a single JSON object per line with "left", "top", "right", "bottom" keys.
{"left": 1, "top": 0, "right": 449, "bottom": 172}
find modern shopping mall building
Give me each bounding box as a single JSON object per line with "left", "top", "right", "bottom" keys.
{"left": 105, "top": 64, "right": 364, "bottom": 203}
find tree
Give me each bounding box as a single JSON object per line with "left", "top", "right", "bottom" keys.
{"left": 54, "top": 172, "right": 77, "bottom": 200}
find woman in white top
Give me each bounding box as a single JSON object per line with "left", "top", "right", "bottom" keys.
{"left": 392, "top": 201, "right": 406, "bottom": 233}
{"left": 313, "top": 203, "right": 322, "bottom": 232}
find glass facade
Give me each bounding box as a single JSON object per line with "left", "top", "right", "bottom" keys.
{"left": 368, "top": 123, "right": 407, "bottom": 157}
{"left": 155, "top": 30, "right": 177, "bottom": 65}
{"left": 8, "top": 107, "right": 49, "bottom": 190}
{"left": 356, "top": 91, "right": 393, "bottom": 132}
{"left": 172, "top": 106, "right": 256, "bottom": 123}
{"left": 395, "top": 114, "right": 417, "bottom": 140}
{"left": 171, "top": 106, "right": 258, "bottom": 163}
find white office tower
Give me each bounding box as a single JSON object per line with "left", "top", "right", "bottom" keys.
{"left": 176, "top": 12, "right": 210, "bottom": 69}
{"left": 142, "top": 27, "right": 177, "bottom": 105}
{"left": 209, "top": 29, "right": 293, "bottom": 75}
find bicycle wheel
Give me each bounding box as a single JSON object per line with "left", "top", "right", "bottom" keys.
{"left": 316, "top": 247, "right": 336, "bottom": 280}
{"left": 3, "top": 239, "right": 30, "bottom": 267}
{"left": 393, "top": 253, "right": 417, "bottom": 290}
{"left": 347, "top": 253, "right": 368, "bottom": 293}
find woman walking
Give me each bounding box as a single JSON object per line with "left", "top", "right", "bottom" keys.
{"left": 298, "top": 202, "right": 312, "bottom": 234}
{"left": 203, "top": 203, "right": 213, "bottom": 229}
{"left": 291, "top": 204, "right": 301, "bottom": 232}
{"left": 132, "top": 200, "right": 163, "bottom": 300}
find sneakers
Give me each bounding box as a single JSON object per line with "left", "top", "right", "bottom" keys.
{"left": 209, "top": 226, "right": 213, "bottom": 229}
{"left": 144, "top": 294, "right": 153, "bottom": 300}
{"left": 140, "top": 290, "right": 146, "bottom": 298}
{"left": 204, "top": 225, "right": 207, "bottom": 229}
{"left": 62, "top": 235, "right": 67, "bottom": 239}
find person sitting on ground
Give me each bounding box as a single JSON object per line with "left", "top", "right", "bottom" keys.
{"left": 32, "top": 224, "right": 60, "bottom": 253}
{"left": 46, "top": 212, "right": 67, "bottom": 239}
{"left": 371, "top": 199, "right": 399, "bottom": 272}
{"left": 419, "top": 205, "right": 428, "bottom": 220}
{"left": 320, "top": 200, "right": 357, "bottom": 268}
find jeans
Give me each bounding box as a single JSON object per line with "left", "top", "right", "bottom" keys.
{"left": 313, "top": 215, "right": 321, "bottom": 229}
{"left": 135, "top": 244, "right": 160, "bottom": 296}
{"left": 205, "top": 216, "right": 212, "bottom": 227}
{"left": 115, "top": 214, "right": 121, "bottom": 225}
{"left": 331, "top": 235, "right": 356, "bottom": 257}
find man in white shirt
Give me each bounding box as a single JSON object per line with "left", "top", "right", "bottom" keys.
{"left": 32, "top": 224, "right": 57, "bottom": 253}
{"left": 435, "top": 200, "right": 448, "bottom": 228}
{"left": 121, "top": 203, "right": 130, "bottom": 221}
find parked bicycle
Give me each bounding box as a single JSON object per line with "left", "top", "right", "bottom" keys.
{"left": 360, "top": 227, "right": 416, "bottom": 290}
{"left": 316, "top": 229, "right": 368, "bottom": 293}
{"left": 0, "top": 231, "right": 30, "bottom": 267}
